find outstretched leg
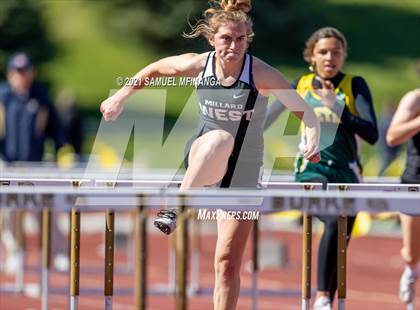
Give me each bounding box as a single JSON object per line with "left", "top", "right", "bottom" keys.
{"left": 154, "top": 129, "right": 234, "bottom": 234}
{"left": 399, "top": 214, "right": 420, "bottom": 304}
{"left": 213, "top": 218, "right": 253, "bottom": 310}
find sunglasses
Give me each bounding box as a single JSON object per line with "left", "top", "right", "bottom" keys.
{"left": 13, "top": 68, "right": 32, "bottom": 74}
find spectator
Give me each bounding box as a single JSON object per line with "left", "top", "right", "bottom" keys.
{"left": 0, "top": 52, "right": 67, "bottom": 273}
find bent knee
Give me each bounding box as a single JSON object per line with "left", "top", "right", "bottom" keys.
{"left": 198, "top": 130, "right": 234, "bottom": 159}
{"left": 208, "top": 130, "right": 234, "bottom": 152}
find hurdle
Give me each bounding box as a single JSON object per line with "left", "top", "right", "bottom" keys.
{"left": 0, "top": 166, "right": 402, "bottom": 184}
{"left": 1, "top": 181, "right": 419, "bottom": 310}
{"left": 267, "top": 182, "right": 323, "bottom": 310}
{"left": 134, "top": 194, "right": 147, "bottom": 310}
{"left": 15, "top": 209, "right": 25, "bottom": 293}
{"left": 176, "top": 195, "right": 188, "bottom": 310}
{"left": 104, "top": 208, "right": 115, "bottom": 309}
{"left": 69, "top": 206, "right": 80, "bottom": 310}
{"left": 252, "top": 219, "right": 259, "bottom": 310}
{"left": 301, "top": 211, "right": 312, "bottom": 310}
{"left": 41, "top": 204, "right": 51, "bottom": 310}
{"left": 189, "top": 209, "right": 201, "bottom": 295}
{"left": 328, "top": 183, "right": 420, "bottom": 310}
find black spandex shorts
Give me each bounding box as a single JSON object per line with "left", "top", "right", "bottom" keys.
{"left": 183, "top": 134, "right": 263, "bottom": 188}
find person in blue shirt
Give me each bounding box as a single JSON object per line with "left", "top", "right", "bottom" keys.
{"left": 0, "top": 52, "right": 64, "bottom": 162}
{"left": 0, "top": 52, "right": 67, "bottom": 273}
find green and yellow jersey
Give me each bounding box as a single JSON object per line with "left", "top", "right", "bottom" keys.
{"left": 293, "top": 71, "right": 378, "bottom": 178}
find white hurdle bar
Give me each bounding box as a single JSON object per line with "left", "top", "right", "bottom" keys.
{"left": 1, "top": 180, "right": 419, "bottom": 310}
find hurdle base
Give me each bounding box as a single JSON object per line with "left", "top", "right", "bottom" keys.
{"left": 70, "top": 296, "right": 78, "bottom": 310}
{"left": 41, "top": 268, "right": 49, "bottom": 310}
{"left": 338, "top": 298, "right": 345, "bottom": 310}
{"left": 105, "top": 296, "right": 112, "bottom": 310}
{"left": 301, "top": 298, "right": 310, "bottom": 310}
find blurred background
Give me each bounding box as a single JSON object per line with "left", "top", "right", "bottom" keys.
{"left": 0, "top": 1, "right": 419, "bottom": 309}
{"left": 0, "top": 0, "right": 419, "bottom": 175}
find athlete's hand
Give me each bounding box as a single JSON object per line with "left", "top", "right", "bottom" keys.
{"left": 303, "top": 143, "right": 321, "bottom": 163}
{"left": 314, "top": 77, "right": 336, "bottom": 108}
{"left": 100, "top": 96, "right": 124, "bottom": 121}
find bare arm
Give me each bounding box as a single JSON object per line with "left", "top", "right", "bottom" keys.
{"left": 386, "top": 90, "right": 420, "bottom": 147}
{"left": 100, "top": 52, "right": 208, "bottom": 121}
{"left": 253, "top": 58, "right": 320, "bottom": 162}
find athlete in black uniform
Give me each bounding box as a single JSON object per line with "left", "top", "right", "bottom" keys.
{"left": 387, "top": 86, "right": 420, "bottom": 305}
{"left": 186, "top": 50, "right": 268, "bottom": 185}
{"left": 100, "top": 1, "right": 320, "bottom": 308}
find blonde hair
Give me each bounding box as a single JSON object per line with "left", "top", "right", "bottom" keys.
{"left": 303, "top": 27, "right": 348, "bottom": 64}
{"left": 184, "top": 0, "right": 254, "bottom": 44}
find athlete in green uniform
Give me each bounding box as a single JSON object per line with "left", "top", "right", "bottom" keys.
{"left": 266, "top": 27, "right": 378, "bottom": 310}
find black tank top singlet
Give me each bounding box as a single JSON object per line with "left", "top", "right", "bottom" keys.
{"left": 195, "top": 51, "right": 268, "bottom": 163}
{"left": 402, "top": 131, "right": 420, "bottom": 183}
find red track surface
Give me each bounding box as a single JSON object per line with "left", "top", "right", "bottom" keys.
{"left": 1, "top": 229, "right": 419, "bottom": 310}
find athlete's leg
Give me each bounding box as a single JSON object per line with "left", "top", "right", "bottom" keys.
{"left": 213, "top": 218, "right": 253, "bottom": 310}
{"left": 181, "top": 132, "right": 254, "bottom": 309}
{"left": 399, "top": 214, "right": 420, "bottom": 303}
{"left": 316, "top": 215, "right": 356, "bottom": 301}
{"left": 154, "top": 129, "right": 234, "bottom": 234}
{"left": 180, "top": 129, "right": 234, "bottom": 190}
{"left": 400, "top": 214, "right": 420, "bottom": 268}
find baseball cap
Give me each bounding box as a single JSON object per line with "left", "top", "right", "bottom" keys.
{"left": 7, "top": 53, "right": 33, "bottom": 71}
